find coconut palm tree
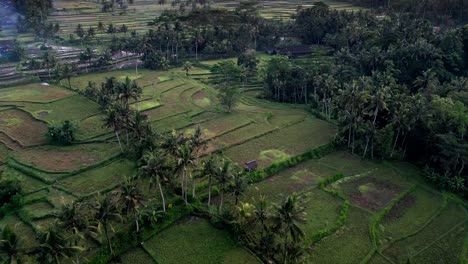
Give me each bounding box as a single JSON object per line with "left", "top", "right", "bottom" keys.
{"left": 273, "top": 194, "right": 306, "bottom": 264}
{"left": 60, "top": 64, "right": 74, "bottom": 89}
{"left": 129, "top": 80, "right": 143, "bottom": 109}
{"left": 42, "top": 51, "right": 57, "bottom": 78}
{"left": 118, "top": 177, "right": 146, "bottom": 233}
{"left": 57, "top": 202, "right": 87, "bottom": 242}
{"left": 79, "top": 47, "right": 93, "bottom": 73}
{"left": 88, "top": 192, "right": 122, "bottom": 257}
{"left": 193, "top": 28, "right": 203, "bottom": 60}
{"left": 175, "top": 142, "right": 195, "bottom": 205}
{"left": 0, "top": 226, "right": 20, "bottom": 264}
{"left": 199, "top": 154, "right": 218, "bottom": 205}
{"left": 36, "top": 225, "right": 84, "bottom": 264}
{"left": 216, "top": 159, "right": 235, "bottom": 212}
{"left": 190, "top": 126, "right": 206, "bottom": 198}
{"left": 162, "top": 130, "right": 186, "bottom": 157}
{"left": 104, "top": 105, "right": 124, "bottom": 152}
{"left": 139, "top": 150, "right": 169, "bottom": 212}
{"left": 363, "top": 85, "right": 390, "bottom": 158}
{"left": 229, "top": 171, "right": 247, "bottom": 205}
{"left": 118, "top": 77, "right": 137, "bottom": 107}
{"left": 183, "top": 61, "right": 192, "bottom": 76}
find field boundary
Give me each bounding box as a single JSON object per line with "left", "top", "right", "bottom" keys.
{"left": 361, "top": 186, "right": 417, "bottom": 264}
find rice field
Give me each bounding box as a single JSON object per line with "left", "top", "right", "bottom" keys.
{"left": 0, "top": 54, "right": 465, "bottom": 264}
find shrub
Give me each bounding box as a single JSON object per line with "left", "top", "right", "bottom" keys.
{"left": 0, "top": 179, "right": 23, "bottom": 217}
{"left": 46, "top": 120, "right": 75, "bottom": 145}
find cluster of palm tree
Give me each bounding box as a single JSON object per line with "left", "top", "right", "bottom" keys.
{"left": 139, "top": 2, "right": 274, "bottom": 68}
{"left": 0, "top": 174, "right": 164, "bottom": 263}
{"left": 262, "top": 4, "right": 468, "bottom": 193}
{"left": 230, "top": 194, "right": 307, "bottom": 264}
{"left": 82, "top": 76, "right": 146, "bottom": 152}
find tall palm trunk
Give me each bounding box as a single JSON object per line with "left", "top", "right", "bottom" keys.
{"left": 134, "top": 213, "right": 140, "bottom": 233}
{"left": 181, "top": 169, "right": 185, "bottom": 204}
{"left": 185, "top": 172, "right": 189, "bottom": 203}
{"left": 192, "top": 179, "right": 196, "bottom": 198}
{"left": 390, "top": 128, "right": 400, "bottom": 158}
{"left": 104, "top": 223, "right": 113, "bottom": 257}
{"left": 115, "top": 131, "right": 124, "bottom": 152}
{"left": 363, "top": 135, "right": 370, "bottom": 158}
{"left": 207, "top": 175, "right": 212, "bottom": 205}
{"left": 219, "top": 187, "right": 224, "bottom": 212}
{"left": 157, "top": 177, "right": 166, "bottom": 212}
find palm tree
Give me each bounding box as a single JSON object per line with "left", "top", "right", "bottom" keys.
{"left": 60, "top": 64, "right": 74, "bottom": 89}
{"left": 88, "top": 192, "right": 122, "bottom": 257}
{"left": 36, "top": 225, "right": 84, "bottom": 264}
{"left": 413, "top": 69, "right": 438, "bottom": 96}
{"left": 273, "top": 194, "right": 306, "bottom": 264}
{"left": 0, "top": 227, "right": 20, "bottom": 264}
{"left": 118, "top": 77, "right": 133, "bottom": 107}
{"left": 128, "top": 111, "right": 154, "bottom": 156}
{"left": 229, "top": 171, "right": 247, "bottom": 205}
{"left": 183, "top": 61, "right": 192, "bottom": 76}
{"left": 216, "top": 159, "right": 234, "bottom": 212}
{"left": 140, "top": 150, "right": 169, "bottom": 212}
{"left": 176, "top": 142, "right": 195, "bottom": 205}
{"left": 162, "top": 130, "right": 186, "bottom": 157}
{"left": 42, "top": 51, "right": 57, "bottom": 78}
{"left": 57, "top": 202, "right": 87, "bottom": 241}
{"left": 118, "top": 177, "right": 146, "bottom": 233}
{"left": 363, "top": 84, "right": 390, "bottom": 158}
{"left": 79, "top": 47, "right": 93, "bottom": 73}
{"left": 199, "top": 154, "right": 218, "bottom": 205}
{"left": 97, "top": 21, "right": 105, "bottom": 33}
{"left": 190, "top": 126, "right": 206, "bottom": 198}
{"left": 130, "top": 80, "right": 143, "bottom": 109}
{"left": 253, "top": 195, "right": 269, "bottom": 236}
{"left": 104, "top": 105, "right": 124, "bottom": 152}
{"left": 193, "top": 28, "right": 203, "bottom": 60}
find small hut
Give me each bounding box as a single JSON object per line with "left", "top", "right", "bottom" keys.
{"left": 244, "top": 160, "right": 258, "bottom": 172}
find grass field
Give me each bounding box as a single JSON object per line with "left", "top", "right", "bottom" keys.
{"left": 142, "top": 217, "right": 260, "bottom": 264}
{"left": 0, "top": 83, "right": 74, "bottom": 102}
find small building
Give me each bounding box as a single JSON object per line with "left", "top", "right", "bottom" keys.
{"left": 266, "top": 45, "right": 313, "bottom": 57}
{"left": 244, "top": 160, "right": 258, "bottom": 172}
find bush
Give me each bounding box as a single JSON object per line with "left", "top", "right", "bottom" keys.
{"left": 46, "top": 120, "right": 75, "bottom": 145}
{"left": 0, "top": 179, "right": 23, "bottom": 218}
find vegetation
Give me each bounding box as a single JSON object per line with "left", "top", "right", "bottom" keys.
{"left": 0, "top": 0, "right": 467, "bottom": 263}
{"left": 46, "top": 120, "right": 75, "bottom": 145}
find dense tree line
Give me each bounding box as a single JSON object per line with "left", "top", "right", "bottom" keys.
{"left": 13, "top": 0, "right": 57, "bottom": 38}
{"left": 342, "top": 0, "right": 468, "bottom": 24}
{"left": 140, "top": 3, "right": 282, "bottom": 68}
{"left": 262, "top": 4, "right": 468, "bottom": 194}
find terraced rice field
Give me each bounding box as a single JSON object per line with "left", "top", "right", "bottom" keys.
{"left": 0, "top": 55, "right": 465, "bottom": 264}
{"left": 141, "top": 217, "right": 260, "bottom": 263}
{"left": 216, "top": 149, "right": 467, "bottom": 264}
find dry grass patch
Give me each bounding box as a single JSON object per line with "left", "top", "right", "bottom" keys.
{"left": 0, "top": 83, "right": 74, "bottom": 102}
{"left": 12, "top": 143, "right": 120, "bottom": 172}
{"left": 0, "top": 109, "right": 47, "bottom": 146}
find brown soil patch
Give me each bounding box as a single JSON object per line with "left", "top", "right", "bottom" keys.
{"left": 15, "top": 146, "right": 116, "bottom": 172}
{"left": 192, "top": 90, "right": 212, "bottom": 109}
{"left": 0, "top": 109, "right": 47, "bottom": 146}
{"left": 342, "top": 177, "right": 403, "bottom": 211}
{"left": 37, "top": 111, "right": 49, "bottom": 117}
{"left": 16, "top": 148, "right": 100, "bottom": 172}
{"left": 384, "top": 194, "right": 416, "bottom": 221}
